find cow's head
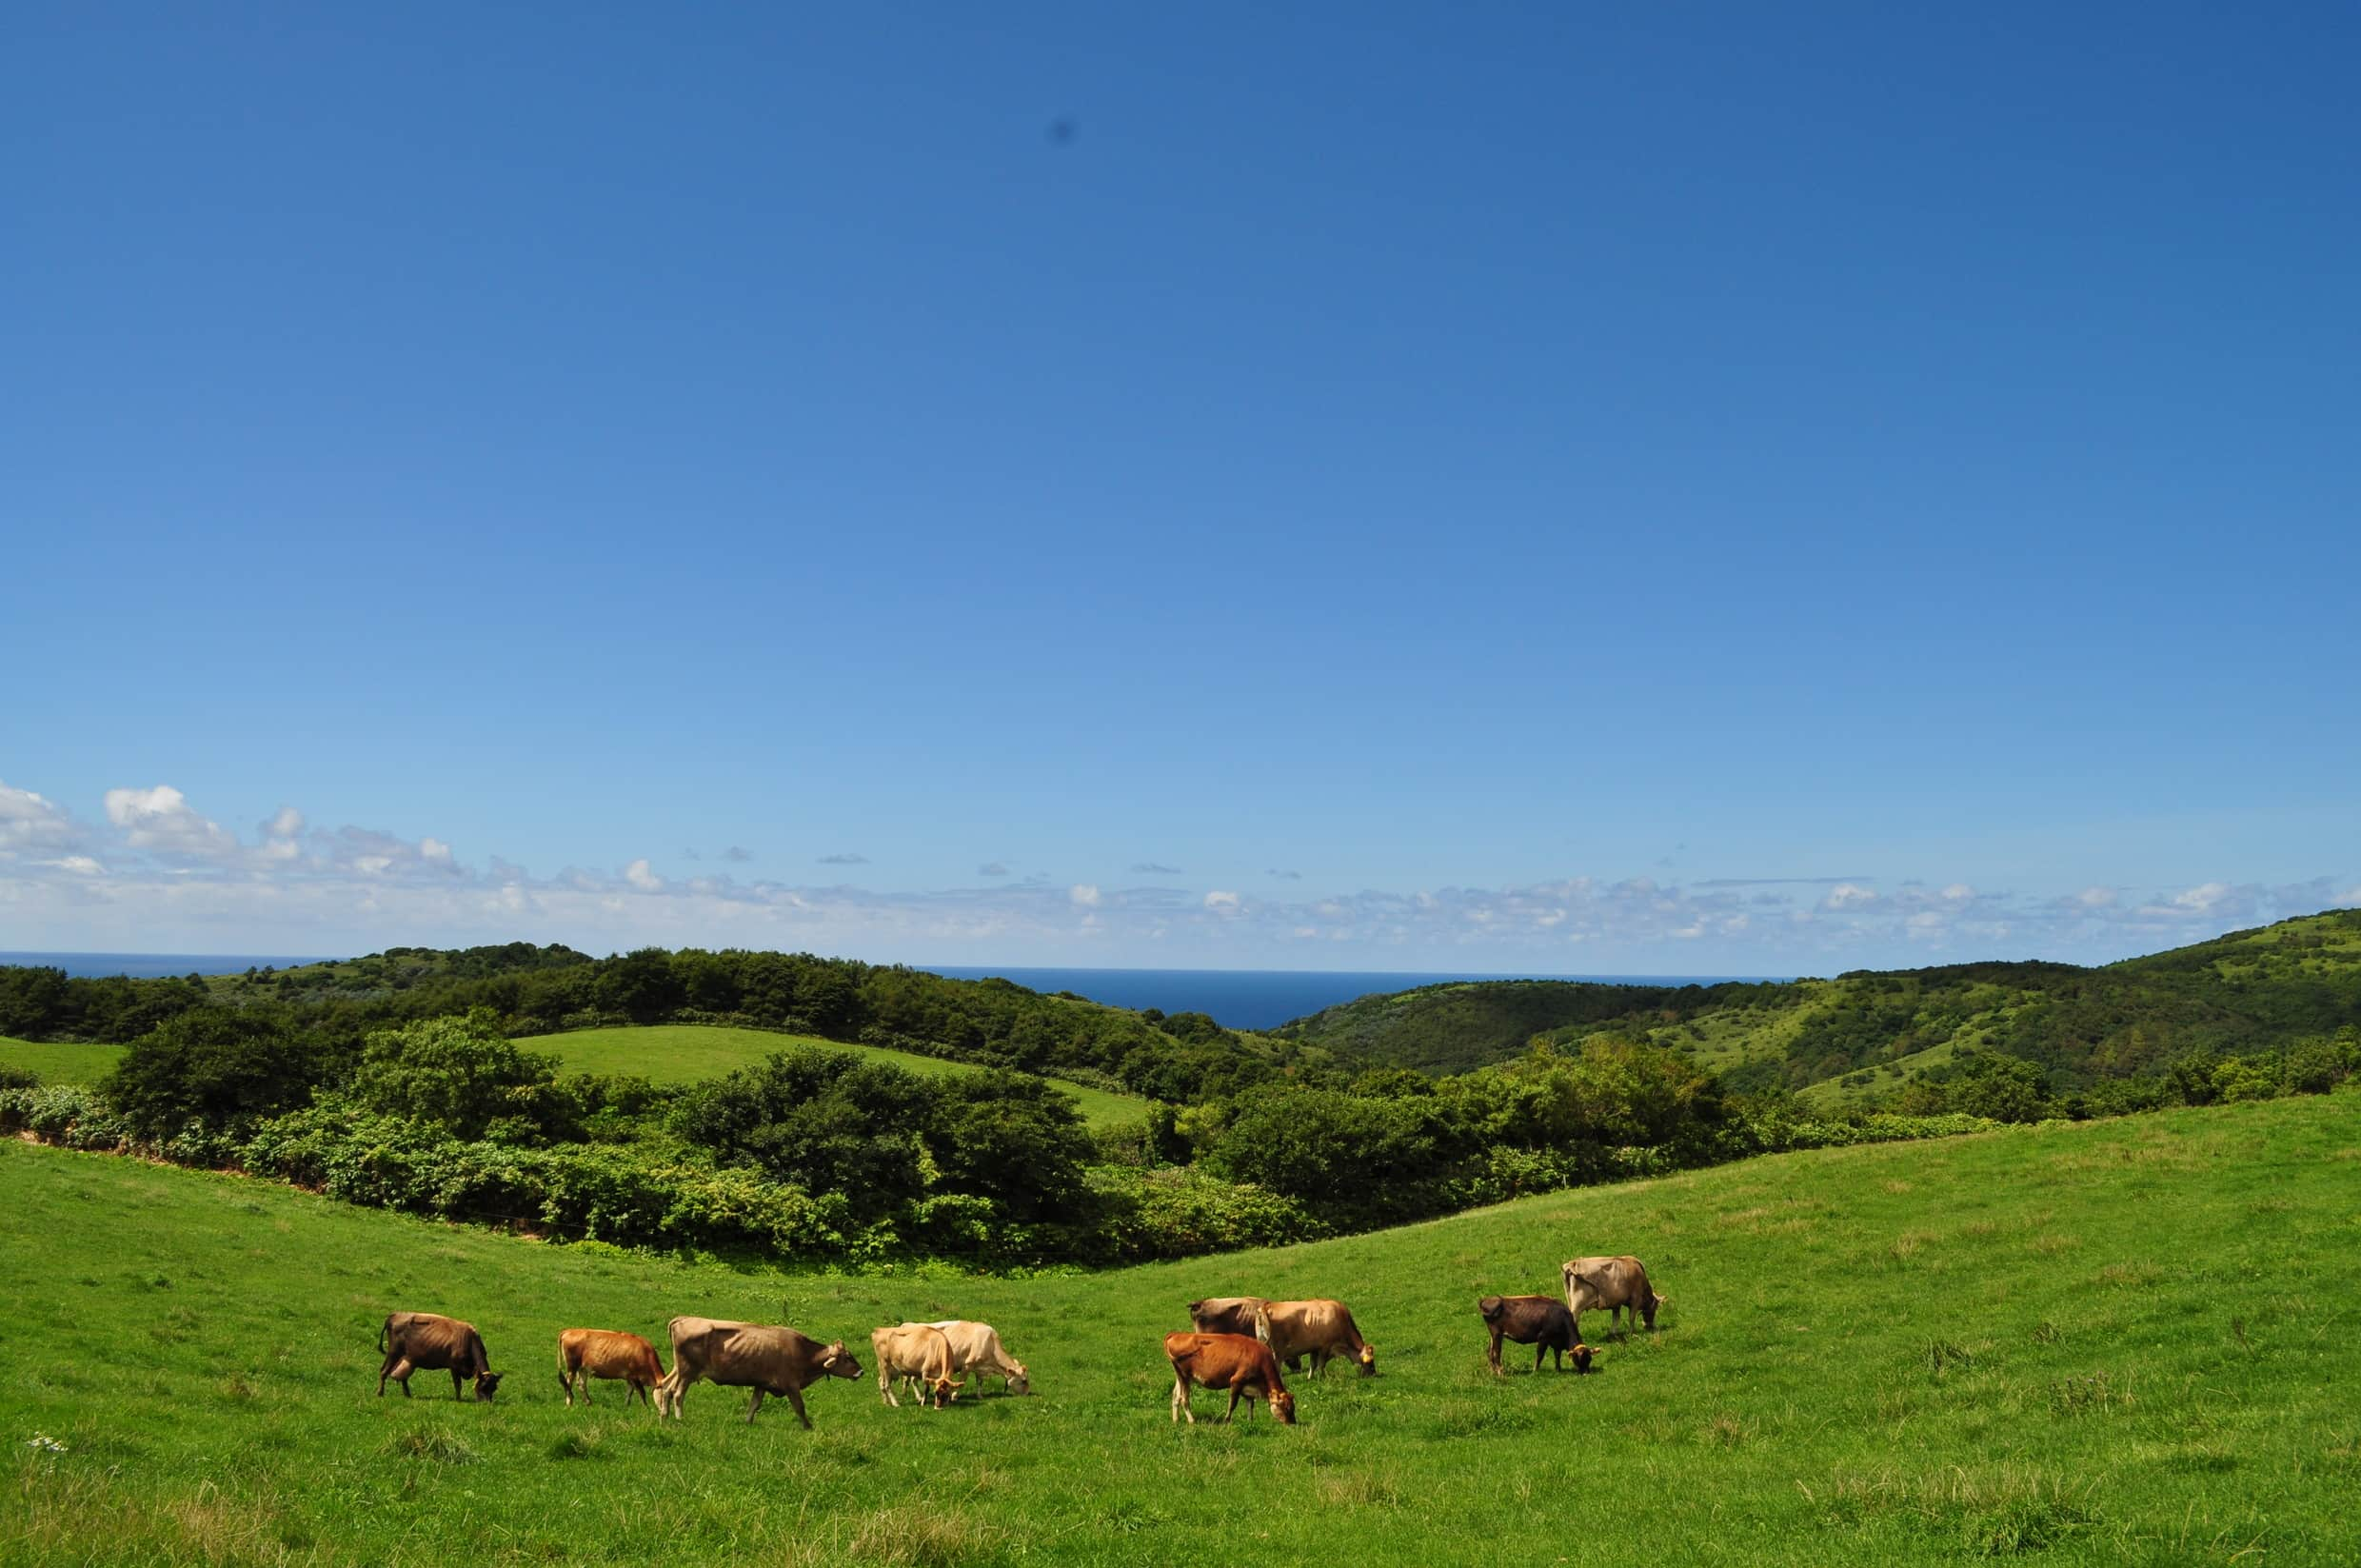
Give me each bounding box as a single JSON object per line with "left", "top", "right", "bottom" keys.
{"left": 474, "top": 1371, "right": 505, "bottom": 1402}
{"left": 1355, "top": 1342, "right": 1378, "bottom": 1377}
{"left": 1006, "top": 1361, "right": 1031, "bottom": 1396}
{"left": 818, "top": 1340, "right": 863, "bottom": 1381}
{"left": 1269, "top": 1389, "right": 1297, "bottom": 1425}
{"left": 927, "top": 1374, "right": 964, "bottom": 1409}
{"left": 1478, "top": 1296, "right": 1504, "bottom": 1321}
{"left": 1571, "top": 1343, "right": 1594, "bottom": 1374}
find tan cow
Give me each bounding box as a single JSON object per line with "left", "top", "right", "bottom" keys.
{"left": 1255, "top": 1299, "right": 1377, "bottom": 1377}
{"left": 1187, "top": 1296, "right": 1267, "bottom": 1337}
{"left": 654, "top": 1317, "right": 863, "bottom": 1427}
{"left": 1561, "top": 1255, "right": 1666, "bottom": 1339}
{"left": 377, "top": 1311, "right": 503, "bottom": 1401}
{"left": 556, "top": 1327, "right": 665, "bottom": 1409}
{"left": 871, "top": 1323, "right": 963, "bottom": 1410}
{"left": 925, "top": 1320, "right": 1031, "bottom": 1396}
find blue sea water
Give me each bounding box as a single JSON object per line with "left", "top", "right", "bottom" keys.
{"left": 1, "top": 953, "right": 1775, "bottom": 1032}
{"left": 925, "top": 966, "right": 1774, "bottom": 1031}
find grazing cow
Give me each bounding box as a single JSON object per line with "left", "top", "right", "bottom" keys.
{"left": 1164, "top": 1331, "right": 1296, "bottom": 1425}
{"left": 1561, "top": 1255, "right": 1666, "bottom": 1339}
{"left": 925, "top": 1320, "right": 1031, "bottom": 1396}
{"left": 655, "top": 1317, "right": 863, "bottom": 1427}
{"left": 556, "top": 1328, "right": 665, "bottom": 1409}
{"left": 377, "top": 1312, "right": 504, "bottom": 1401}
{"left": 1478, "top": 1295, "right": 1593, "bottom": 1375}
{"left": 1256, "top": 1300, "right": 1377, "bottom": 1377}
{"left": 871, "top": 1323, "right": 963, "bottom": 1410}
{"left": 1187, "top": 1296, "right": 1268, "bottom": 1337}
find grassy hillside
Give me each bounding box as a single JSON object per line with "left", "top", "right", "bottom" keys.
{"left": 535, "top": 1023, "right": 1152, "bottom": 1128}
{"left": 1277, "top": 910, "right": 2361, "bottom": 1103}
{"left": 5, "top": 1093, "right": 2357, "bottom": 1565}
{"left": 0, "top": 1033, "right": 123, "bottom": 1083}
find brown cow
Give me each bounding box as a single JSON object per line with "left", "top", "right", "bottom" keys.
{"left": 1478, "top": 1295, "right": 1593, "bottom": 1375}
{"left": 556, "top": 1328, "right": 665, "bottom": 1409}
{"left": 1187, "top": 1296, "right": 1267, "bottom": 1336}
{"left": 871, "top": 1323, "right": 963, "bottom": 1410}
{"left": 1256, "top": 1300, "right": 1377, "bottom": 1377}
{"left": 1561, "top": 1255, "right": 1666, "bottom": 1339}
{"left": 654, "top": 1317, "right": 863, "bottom": 1427}
{"left": 926, "top": 1320, "right": 1031, "bottom": 1396}
{"left": 1164, "top": 1331, "right": 1296, "bottom": 1425}
{"left": 377, "top": 1312, "right": 504, "bottom": 1401}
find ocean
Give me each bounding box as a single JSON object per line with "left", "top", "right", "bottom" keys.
{"left": 1, "top": 952, "right": 1771, "bottom": 1032}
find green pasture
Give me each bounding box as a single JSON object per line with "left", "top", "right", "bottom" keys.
{"left": 0, "top": 1033, "right": 124, "bottom": 1084}
{"left": 4, "top": 1093, "right": 2358, "bottom": 1564}
{"left": 531, "top": 1022, "right": 1150, "bottom": 1128}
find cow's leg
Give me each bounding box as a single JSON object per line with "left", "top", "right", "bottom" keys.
{"left": 784, "top": 1386, "right": 811, "bottom": 1430}
{"left": 1488, "top": 1329, "right": 1504, "bottom": 1375}
{"left": 385, "top": 1357, "right": 416, "bottom": 1397}
{"left": 744, "top": 1387, "right": 764, "bottom": 1423}
{"left": 377, "top": 1352, "right": 402, "bottom": 1397}
{"left": 1170, "top": 1371, "right": 1194, "bottom": 1424}
{"left": 451, "top": 1367, "right": 466, "bottom": 1400}
{"left": 879, "top": 1362, "right": 897, "bottom": 1407}
{"left": 1223, "top": 1385, "right": 1243, "bottom": 1423}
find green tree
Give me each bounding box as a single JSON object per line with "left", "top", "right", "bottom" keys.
{"left": 102, "top": 1004, "right": 324, "bottom": 1137}
{"left": 348, "top": 1011, "right": 576, "bottom": 1142}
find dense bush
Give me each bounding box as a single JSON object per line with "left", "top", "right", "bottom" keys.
{"left": 100, "top": 1004, "right": 327, "bottom": 1138}
{"left": 348, "top": 1011, "right": 577, "bottom": 1142}
{"left": 1078, "top": 1164, "right": 1323, "bottom": 1262}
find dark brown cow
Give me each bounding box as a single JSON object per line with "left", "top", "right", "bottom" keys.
{"left": 1561, "top": 1255, "right": 1666, "bottom": 1339}
{"left": 1187, "top": 1297, "right": 1267, "bottom": 1337}
{"left": 377, "top": 1311, "right": 504, "bottom": 1401}
{"left": 1478, "top": 1295, "right": 1593, "bottom": 1376}
{"left": 654, "top": 1316, "right": 862, "bottom": 1427}
{"left": 557, "top": 1328, "right": 665, "bottom": 1408}
{"left": 1164, "top": 1331, "right": 1296, "bottom": 1424}
{"left": 1258, "top": 1300, "right": 1377, "bottom": 1377}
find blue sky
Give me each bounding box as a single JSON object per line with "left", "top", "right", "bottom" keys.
{"left": 5, "top": 3, "right": 2357, "bottom": 971}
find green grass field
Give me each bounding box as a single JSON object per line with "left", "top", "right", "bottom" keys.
{"left": 5, "top": 1093, "right": 2357, "bottom": 1564}
{"left": 531, "top": 1023, "right": 1150, "bottom": 1129}
{"left": 0, "top": 1033, "right": 124, "bottom": 1083}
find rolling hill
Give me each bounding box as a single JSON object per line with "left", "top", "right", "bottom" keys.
{"left": 3, "top": 1091, "right": 2355, "bottom": 1564}
{"left": 532, "top": 1022, "right": 1151, "bottom": 1127}
{"left": 1275, "top": 909, "right": 2361, "bottom": 1105}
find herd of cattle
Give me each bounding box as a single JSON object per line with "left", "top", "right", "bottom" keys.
{"left": 373, "top": 1254, "right": 1666, "bottom": 1430}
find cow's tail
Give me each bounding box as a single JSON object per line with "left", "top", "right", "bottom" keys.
{"left": 1251, "top": 1301, "right": 1274, "bottom": 1345}
{"left": 376, "top": 1318, "right": 388, "bottom": 1355}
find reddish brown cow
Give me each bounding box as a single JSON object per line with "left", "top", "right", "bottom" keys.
{"left": 1478, "top": 1295, "right": 1593, "bottom": 1375}
{"left": 377, "top": 1312, "right": 504, "bottom": 1401}
{"left": 557, "top": 1328, "right": 665, "bottom": 1408}
{"left": 1164, "top": 1331, "right": 1296, "bottom": 1425}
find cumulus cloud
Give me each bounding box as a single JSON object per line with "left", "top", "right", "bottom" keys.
{"left": 105, "top": 785, "right": 237, "bottom": 858}
{"left": 1130, "top": 862, "right": 1182, "bottom": 875}
{"left": 44, "top": 855, "right": 105, "bottom": 876}
{"left": 1820, "top": 883, "right": 1878, "bottom": 910}
{"left": 625, "top": 859, "right": 664, "bottom": 892}
{"left": 1204, "top": 890, "right": 1241, "bottom": 911}
{"left": 1941, "top": 883, "right": 1974, "bottom": 901}
{"left": 1070, "top": 883, "right": 1101, "bottom": 907}
{"left": 0, "top": 783, "right": 79, "bottom": 856}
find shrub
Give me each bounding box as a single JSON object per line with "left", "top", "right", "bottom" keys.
{"left": 99, "top": 1004, "right": 325, "bottom": 1138}
{"left": 349, "top": 1011, "right": 578, "bottom": 1142}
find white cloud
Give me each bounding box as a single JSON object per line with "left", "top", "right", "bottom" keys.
{"left": 421, "top": 837, "right": 454, "bottom": 864}
{"left": 2172, "top": 881, "right": 2231, "bottom": 913}
{"left": 0, "top": 783, "right": 78, "bottom": 856}
{"left": 1821, "top": 883, "right": 1878, "bottom": 910}
{"left": 263, "top": 805, "right": 305, "bottom": 839}
{"left": 2075, "top": 885, "right": 2117, "bottom": 908}
{"left": 1203, "top": 890, "right": 1240, "bottom": 911}
{"left": 1941, "top": 883, "right": 1974, "bottom": 901}
{"left": 105, "top": 785, "right": 237, "bottom": 858}
{"left": 40, "top": 855, "right": 105, "bottom": 876}
{"left": 1069, "top": 883, "right": 1101, "bottom": 906}
{"left": 625, "top": 858, "right": 664, "bottom": 892}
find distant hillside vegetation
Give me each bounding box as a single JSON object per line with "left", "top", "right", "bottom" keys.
{"left": 1276, "top": 910, "right": 2361, "bottom": 1104}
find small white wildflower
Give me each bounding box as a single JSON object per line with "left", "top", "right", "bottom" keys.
{"left": 26, "top": 1434, "right": 68, "bottom": 1455}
